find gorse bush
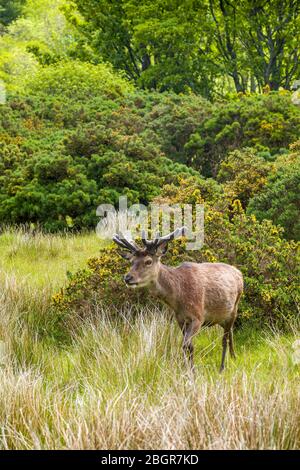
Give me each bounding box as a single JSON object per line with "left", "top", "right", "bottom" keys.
{"left": 248, "top": 141, "right": 300, "bottom": 241}
{"left": 25, "top": 61, "right": 134, "bottom": 99}
{"left": 217, "top": 148, "right": 272, "bottom": 208}
{"left": 110, "top": 91, "right": 212, "bottom": 164}
{"left": 185, "top": 92, "right": 300, "bottom": 176}
{"left": 0, "top": 141, "right": 199, "bottom": 230}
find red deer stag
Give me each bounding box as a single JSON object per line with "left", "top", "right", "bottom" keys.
{"left": 113, "top": 228, "right": 243, "bottom": 372}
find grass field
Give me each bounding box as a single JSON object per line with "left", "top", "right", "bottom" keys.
{"left": 0, "top": 229, "right": 299, "bottom": 449}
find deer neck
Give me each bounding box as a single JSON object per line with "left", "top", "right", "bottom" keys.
{"left": 151, "top": 263, "right": 178, "bottom": 309}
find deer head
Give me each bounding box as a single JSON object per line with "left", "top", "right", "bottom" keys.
{"left": 112, "top": 227, "right": 186, "bottom": 287}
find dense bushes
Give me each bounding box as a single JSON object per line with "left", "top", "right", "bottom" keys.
{"left": 248, "top": 141, "right": 300, "bottom": 241}
{"left": 217, "top": 148, "right": 271, "bottom": 208}
{"left": 0, "top": 62, "right": 299, "bottom": 240}
{"left": 0, "top": 63, "right": 206, "bottom": 230}
{"left": 184, "top": 92, "right": 300, "bottom": 176}
{"left": 0, "top": 140, "right": 199, "bottom": 230}
{"left": 25, "top": 61, "right": 134, "bottom": 100}
{"left": 110, "top": 91, "right": 212, "bottom": 164}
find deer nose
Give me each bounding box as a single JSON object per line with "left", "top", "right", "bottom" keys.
{"left": 124, "top": 273, "right": 133, "bottom": 284}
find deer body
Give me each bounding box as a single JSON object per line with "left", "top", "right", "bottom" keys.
{"left": 153, "top": 262, "right": 243, "bottom": 326}
{"left": 149, "top": 261, "right": 243, "bottom": 371}
{"left": 113, "top": 228, "right": 244, "bottom": 371}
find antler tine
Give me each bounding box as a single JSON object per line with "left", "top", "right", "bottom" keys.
{"left": 112, "top": 234, "right": 129, "bottom": 250}
{"left": 141, "top": 230, "right": 162, "bottom": 252}
{"left": 120, "top": 231, "right": 140, "bottom": 252}
{"left": 155, "top": 226, "right": 186, "bottom": 246}
{"left": 140, "top": 230, "right": 154, "bottom": 247}
{"left": 113, "top": 227, "right": 185, "bottom": 254}
{"left": 153, "top": 231, "right": 160, "bottom": 246}
{"left": 112, "top": 232, "right": 139, "bottom": 253}
{"left": 141, "top": 229, "right": 151, "bottom": 247}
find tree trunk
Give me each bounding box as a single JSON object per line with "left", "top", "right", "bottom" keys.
{"left": 232, "top": 70, "right": 244, "bottom": 93}
{"left": 141, "top": 53, "right": 151, "bottom": 72}
{"left": 250, "top": 75, "right": 256, "bottom": 92}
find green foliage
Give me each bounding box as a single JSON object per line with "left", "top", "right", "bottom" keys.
{"left": 154, "top": 175, "right": 223, "bottom": 207}
{"left": 71, "top": 0, "right": 216, "bottom": 96}
{"left": 0, "top": 138, "right": 197, "bottom": 230}
{"left": 53, "top": 209, "right": 300, "bottom": 329}
{"left": 0, "top": 69, "right": 299, "bottom": 232}
{"left": 248, "top": 141, "right": 300, "bottom": 241}
{"left": 217, "top": 148, "right": 271, "bottom": 208}
{"left": 108, "top": 90, "right": 212, "bottom": 164}
{"left": 0, "top": 0, "right": 82, "bottom": 90}
{"left": 185, "top": 92, "right": 300, "bottom": 176}
{"left": 0, "top": 35, "right": 38, "bottom": 91}
{"left": 0, "top": 0, "right": 26, "bottom": 26}
{"left": 26, "top": 60, "right": 134, "bottom": 99}
{"left": 1, "top": 1, "right": 300, "bottom": 96}
{"left": 208, "top": 0, "right": 300, "bottom": 92}
{"left": 71, "top": 0, "right": 300, "bottom": 95}
{"left": 0, "top": 62, "right": 207, "bottom": 230}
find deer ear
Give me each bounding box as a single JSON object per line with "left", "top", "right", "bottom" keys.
{"left": 156, "top": 241, "right": 168, "bottom": 257}
{"left": 117, "top": 250, "right": 134, "bottom": 260}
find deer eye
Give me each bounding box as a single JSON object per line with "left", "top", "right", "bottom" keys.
{"left": 145, "top": 259, "right": 152, "bottom": 266}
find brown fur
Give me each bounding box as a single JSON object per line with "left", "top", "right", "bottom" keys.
{"left": 121, "top": 248, "right": 243, "bottom": 371}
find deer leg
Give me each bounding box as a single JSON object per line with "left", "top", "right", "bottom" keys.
{"left": 220, "top": 329, "right": 229, "bottom": 373}
{"left": 182, "top": 319, "right": 201, "bottom": 370}
{"left": 228, "top": 328, "right": 236, "bottom": 359}
{"left": 228, "top": 297, "right": 240, "bottom": 360}
{"left": 178, "top": 322, "right": 190, "bottom": 366}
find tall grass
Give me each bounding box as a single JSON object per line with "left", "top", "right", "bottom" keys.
{"left": 0, "top": 227, "right": 102, "bottom": 288}
{"left": 0, "top": 229, "right": 299, "bottom": 449}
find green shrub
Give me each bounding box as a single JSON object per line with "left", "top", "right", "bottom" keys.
{"left": 248, "top": 141, "right": 300, "bottom": 241}
{"left": 0, "top": 71, "right": 206, "bottom": 230}
{"left": 25, "top": 60, "right": 134, "bottom": 100}
{"left": 217, "top": 148, "right": 271, "bottom": 208}
{"left": 113, "top": 91, "right": 213, "bottom": 164}
{"left": 185, "top": 92, "right": 300, "bottom": 176}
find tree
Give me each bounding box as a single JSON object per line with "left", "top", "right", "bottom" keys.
{"left": 70, "top": 0, "right": 143, "bottom": 82}
{"left": 0, "top": 1, "right": 83, "bottom": 90}
{"left": 208, "top": 0, "right": 246, "bottom": 92}
{"left": 71, "top": 0, "right": 300, "bottom": 95}
{"left": 0, "top": 0, "right": 26, "bottom": 27}
{"left": 207, "top": 0, "right": 300, "bottom": 92}
{"left": 242, "top": 0, "right": 300, "bottom": 91}
{"left": 124, "top": 0, "right": 214, "bottom": 94}
{"left": 70, "top": 0, "right": 217, "bottom": 96}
